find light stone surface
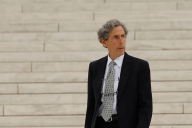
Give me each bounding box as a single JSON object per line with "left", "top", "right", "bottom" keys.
{"left": 4, "top": 103, "right": 182, "bottom": 115}
{"left": 31, "top": 61, "right": 192, "bottom": 72}
{"left": 0, "top": 63, "right": 31, "bottom": 72}
{"left": 107, "top": 0, "right": 192, "bottom": 2}
{"left": 149, "top": 126, "right": 173, "bottom": 128}
{"left": 0, "top": 0, "right": 104, "bottom": 3}
{"left": 184, "top": 103, "right": 192, "bottom": 113}
{"left": 18, "top": 83, "right": 87, "bottom": 93}
{"left": 0, "top": 114, "right": 191, "bottom": 126}
{"left": 0, "top": 93, "right": 191, "bottom": 104}
{"left": 153, "top": 103, "right": 183, "bottom": 113}
{"left": 125, "top": 21, "right": 192, "bottom": 30}
{"left": 0, "top": 94, "right": 87, "bottom": 104}
{"left": 0, "top": 106, "right": 2, "bottom": 116}
{"left": 95, "top": 11, "right": 192, "bottom": 21}
{"left": 0, "top": 127, "right": 83, "bottom": 128}
{"left": 153, "top": 92, "right": 192, "bottom": 102}
{"left": 32, "top": 62, "right": 90, "bottom": 72}
{"left": 0, "top": 32, "right": 108, "bottom": 41}
{"left": 0, "top": 116, "right": 85, "bottom": 126}
{"left": 136, "top": 31, "right": 192, "bottom": 40}
{"left": 0, "top": 127, "right": 174, "bottom": 128}
{"left": 45, "top": 40, "right": 192, "bottom": 51}
{"left": 149, "top": 61, "right": 192, "bottom": 71}
{"left": 0, "top": 51, "right": 191, "bottom": 62}
{"left": 173, "top": 125, "right": 192, "bottom": 128}
{"left": 151, "top": 70, "right": 192, "bottom": 81}
{"left": 130, "top": 50, "right": 192, "bottom": 60}
{"left": 0, "top": 5, "right": 21, "bottom": 13}
{"left": 0, "top": 12, "right": 93, "bottom": 21}
{"left": 0, "top": 84, "right": 17, "bottom": 93}
{"left": 151, "top": 114, "right": 192, "bottom": 125}
{"left": 18, "top": 82, "right": 192, "bottom": 93}
{"left": 178, "top": 2, "right": 192, "bottom": 10}
{"left": 0, "top": 71, "right": 190, "bottom": 83}
{"left": 152, "top": 81, "right": 192, "bottom": 92}
{"left": 23, "top": 2, "right": 176, "bottom": 12}
{"left": 60, "top": 21, "right": 192, "bottom": 31}
{"left": 0, "top": 23, "right": 58, "bottom": 32}
{"left": 4, "top": 104, "right": 87, "bottom": 115}
{"left": 0, "top": 72, "right": 88, "bottom": 83}
{"left": 0, "top": 42, "right": 44, "bottom": 52}
{"left": 0, "top": 127, "right": 181, "bottom": 128}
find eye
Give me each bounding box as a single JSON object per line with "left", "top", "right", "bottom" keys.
{"left": 114, "top": 36, "right": 118, "bottom": 39}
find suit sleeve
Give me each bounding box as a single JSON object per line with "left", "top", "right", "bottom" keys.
{"left": 84, "top": 62, "right": 95, "bottom": 128}
{"left": 136, "top": 61, "right": 153, "bottom": 128}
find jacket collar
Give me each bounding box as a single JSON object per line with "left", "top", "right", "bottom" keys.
{"left": 95, "top": 52, "right": 133, "bottom": 105}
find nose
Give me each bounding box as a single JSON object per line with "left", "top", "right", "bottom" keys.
{"left": 119, "top": 37, "right": 124, "bottom": 44}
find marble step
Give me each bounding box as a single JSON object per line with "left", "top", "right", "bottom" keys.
{"left": 94, "top": 11, "right": 192, "bottom": 21}
{"left": 151, "top": 114, "right": 192, "bottom": 125}
{"left": 0, "top": 40, "right": 191, "bottom": 52}
{"left": 1, "top": 12, "right": 192, "bottom": 22}
{"left": 0, "top": 32, "right": 134, "bottom": 41}
{"left": 1, "top": 20, "right": 187, "bottom": 32}
{"left": 0, "top": 23, "right": 58, "bottom": 32}
{"left": 0, "top": 0, "right": 104, "bottom": 4}
{"left": 2, "top": 103, "right": 186, "bottom": 116}
{"left": 59, "top": 20, "right": 192, "bottom": 31}
{"left": 22, "top": 2, "right": 176, "bottom": 12}
{"left": 136, "top": 30, "right": 192, "bottom": 40}
{"left": 0, "top": 127, "right": 186, "bottom": 128}
{"left": 0, "top": 127, "right": 185, "bottom": 128}
{"left": 0, "top": 19, "right": 190, "bottom": 24}
{"left": 0, "top": 42, "right": 44, "bottom": 52}
{"left": 0, "top": 115, "right": 85, "bottom": 126}
{"left": 0, "top": 71, "right": 191, "bottom": 83}
{"left": 31, "top": 61, "right": 192, "bottom": 72}
{"left": 0, "top": 5, "right": 21, "bottom": 13}
{"left": 45, "top": 40, "right": 192, "bottom": 51}
{"left": 0, "top": 51, "right": 190, "bottom": 62}
{"left": 0, "top": 32, "right": 98, "bottom": 41}
{"left": 0, "top": 114, "right": 190, "bottom": 126}
{"left": 178, "top": 2, "right": 192, "bottom": 10}
{"left": 107, "top": 0, "right": 192, "bottom": 2}
{"left": 1, "top": 81, "right": 192, "bottom": 94}
{"left": 0, "top": 93, "right": 192, "bottom": 105}
{"left": 0, "top": 12, "right": 93, "bottom": 21}
{"left": 17, "top": 81, "right": 192, "bottom": 93}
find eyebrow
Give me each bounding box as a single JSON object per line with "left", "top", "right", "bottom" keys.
{"left": 113, "top": 34, "right": 125, "bottom": 37}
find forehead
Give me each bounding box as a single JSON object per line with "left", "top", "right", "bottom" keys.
{"left": 110, "top": 26, "right": 125, "bottom": 36}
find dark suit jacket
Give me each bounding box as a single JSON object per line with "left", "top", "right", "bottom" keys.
{"left": 84, "top": 52, "right": 153, "bottom": 128}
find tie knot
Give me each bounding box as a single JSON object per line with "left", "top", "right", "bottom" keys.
{"left": 110, "top": 60, "right": 116, "bottom": 66}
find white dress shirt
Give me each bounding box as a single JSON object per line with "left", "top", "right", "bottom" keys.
{"left": 98, "top": 53, "right": 124, "bottom": 116}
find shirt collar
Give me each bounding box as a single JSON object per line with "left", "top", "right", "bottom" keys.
{"left": 107, "top": 53, "right": 124, "bottom": 68}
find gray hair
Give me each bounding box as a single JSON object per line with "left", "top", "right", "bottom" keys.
{"left": 97, "top": 19, "right": 128, "bottom": 46}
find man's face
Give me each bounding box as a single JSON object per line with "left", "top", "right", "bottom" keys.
{"left": 101, "top": 26, "right": 126, "bottom": 59}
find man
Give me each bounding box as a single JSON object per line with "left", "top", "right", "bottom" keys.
{"left": 84, "top": 19, "right": 153, "bottom": 128}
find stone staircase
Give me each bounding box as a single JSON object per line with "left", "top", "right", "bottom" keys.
{"left": 0, "top": 0, "right": 192, "bottom": 128}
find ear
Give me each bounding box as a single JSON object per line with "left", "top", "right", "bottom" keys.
{"left": 100, "top": 38, "right": 107, "bottom": 48}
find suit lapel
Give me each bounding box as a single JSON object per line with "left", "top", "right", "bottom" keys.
{"left": 95, "top": 55, "right": 108, "bottom": 103}
{"left": 94, "top": 52, "right": 133, "bottom": 105}
{"left": 117, "top": 52, "right": 133, "bottom": 104}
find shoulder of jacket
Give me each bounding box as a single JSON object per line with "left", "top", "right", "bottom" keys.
{"left": 129, "top": 55, "right": 149, "bottom": 66}
{"left": 89, "top": 55, "right": 106, "bottom": 67}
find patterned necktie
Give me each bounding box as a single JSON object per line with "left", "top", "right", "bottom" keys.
{"left": 101, "top": 60, "right": 116, "bottom": 122}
